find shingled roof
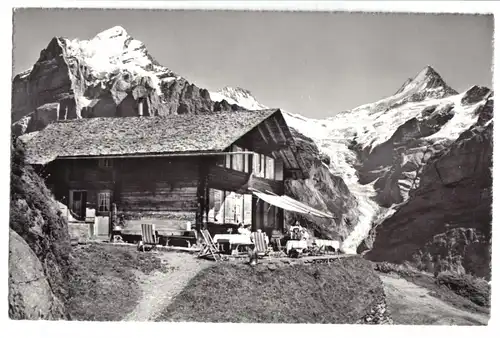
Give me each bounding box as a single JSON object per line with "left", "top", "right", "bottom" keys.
{"left": 21, "top": 109, "right": 280, "bottom": 165}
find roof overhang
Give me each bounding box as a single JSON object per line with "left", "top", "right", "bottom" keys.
{"left": 240, "top": 110, "right": 308, "bottom": 179}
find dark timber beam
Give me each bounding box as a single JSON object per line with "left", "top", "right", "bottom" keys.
{"left": 279, "top": 149, "right": 293, "bottom": 169}
{"left": 257, "top": 125, "right": 269, "bottom": 144}
{"left": 263, "top": 141, "right": 294, "bottom": 154}
{"left": 273, "top": 116, "right": 288, "bottom": 142}
{"left": 264, "top": 120, "right": 279, "bottom": 144}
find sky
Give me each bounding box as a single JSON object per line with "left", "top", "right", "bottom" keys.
{"left": 12, "top": 9, "right": 494, "bottom": 118}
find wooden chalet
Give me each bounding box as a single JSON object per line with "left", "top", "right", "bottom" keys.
{"left": 20, "top": 109, "right": 334, "bottom": 240}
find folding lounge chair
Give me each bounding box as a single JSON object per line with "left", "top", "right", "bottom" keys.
{"left": 252, "top": 232, "right": 270, "bottom": 257}
{"left": 138, "top": 223, "right": 159, "bottom": 252}
{"left": 198, "top": 229, "right": 223, "bottom": 261}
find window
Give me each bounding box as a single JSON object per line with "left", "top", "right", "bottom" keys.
{"left": 225, "top": 152, "right": 231, "bottom": 169}
{"left": 253, "top": 153, "right": 261, "bottom": 175}
{"left": 243, "top": 194, "right": 252, "bottom": 224}
{"left": 243, "top": 148, "right": 250, "bottom": 173}
{"left": 222, "top": 148, "right": 276, "bottom": 178}
{"left": 98, "top": 158, "right": 113, "bottom": 168}
{"left": 208, "top": 189, "right": 251, "bottom": 226}
{"left": 98, "top": 192, "right": 111, "bottom": 213}
{"left": 274, "top": 158, "right": 284, "bottom": 180}
{"left": 266, "top": 156, "right": 275, "bottom": 179}
{"left": 232, "top": 145, "right": 244, "bottom": 171}
{"left": 260, "top": 155, "right": 266, "bottom": 178}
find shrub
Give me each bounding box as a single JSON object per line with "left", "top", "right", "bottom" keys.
{"left": 436, "top": 271, "right": 490, "bottom": 307}
{"left": 374, "top": 261, "right": 418, "bottom": 277}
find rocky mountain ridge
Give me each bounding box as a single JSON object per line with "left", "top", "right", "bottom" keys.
{"left": 210, "top": 87, "right": 268, "bottom": 110}
{"left": 211, "top": 67, "right": 493, "bottom": 277}
{"left": 12, "top": 26, "right": 239, "bottom": 136}
{"left": 12, "top": 26, "right": 493, "bottom": 276}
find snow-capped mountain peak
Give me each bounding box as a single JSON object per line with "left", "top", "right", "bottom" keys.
{"left": 94, "top": 25, "right": 129, "bottom": 40}
{"left": 210, "top": 86, "right": 268, "bottom": 110}
{"left": 12, "top": 26, "right": 226, "bottom": 123}
{"left": 61, "top": 26, "right": 178, "bottom": 96}
{"left": 394, "top": 65, "right": 457, "bottom": 97}
{"left": 207, "top": 65, "right": 492, "bottom": 254}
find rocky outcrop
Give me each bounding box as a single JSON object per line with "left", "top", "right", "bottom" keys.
{"left": 366, "top": 115, "right": 493, "bottom": 279}
{"left": 12, "top": 38, "right": 75, "bottom": 123}
{"left": 9, "top": 140, "right": 71, "bottom": 319}
{"left": 418, "top": 228, "right": 490, "bottom": 279}
{"left": 353, "top": 89, "right": 492, "bottom": 208}
{"left": 11, "top": 26, "right": 237, "bottom": 135}
{"left": 284, "top": 128, "right": 359, "bottom": 241}
{"left": 356, "top": 299, "right": 393, "bottom": 324}
{"left": 160, "top": 78, "right": 215, "bottom": 115}
{"left": 9, "top": 229, "right": 66, "bottom": 319}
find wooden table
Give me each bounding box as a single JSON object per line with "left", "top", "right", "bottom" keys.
{"left": 286, "top": 240, "right": 308, "bottom": 254}
{"left": 213, "top": 234, "right": 254, "bottom": 255}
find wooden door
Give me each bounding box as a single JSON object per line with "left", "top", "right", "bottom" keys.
{"left": 96, "top": 191, "right": 111, "bottom": 236}
{"left": 70, "top": 190, "right": 87, "bottom": 220}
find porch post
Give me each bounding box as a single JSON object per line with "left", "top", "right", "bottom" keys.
{"left": 251, "top": 196, "right": 258, "bottom": 232}
{"left": 196, "top": 158, "right": 210, "bottom": 232}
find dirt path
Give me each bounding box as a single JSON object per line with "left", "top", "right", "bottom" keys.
{"left": 124, "top": 252, "right": 213, "bottom": 321}
{"left": 380, "top": 274, "right": 490, "bottom": 325}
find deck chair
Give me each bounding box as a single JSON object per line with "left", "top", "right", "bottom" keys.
{"left": 252, "top": 232, "right": 270, "bottom": 257}
{"left": 198, "top": 229, "right": 223, "bottom": 261}
{"left": 138, "top": 223, "right": 158, "bottom": 252}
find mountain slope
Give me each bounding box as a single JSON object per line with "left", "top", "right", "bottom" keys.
{"left": 12, "top": 26, "right": 237, "bottom": 136}
{"left": 210, "top": 87, "right": 268, "bottom": 110}
{"left": 366, "top": 102, "right": 493, "bottom": 279}
{"left": 211, "top": 67, "right": 493, "bottom": 274}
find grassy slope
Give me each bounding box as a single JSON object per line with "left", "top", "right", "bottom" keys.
{"left": 374, "top": 262, "right": 490, "bottom": 314}
{"left": 67, "top": 243, "right": 167, "bottom": 321}
{"left": 158, "top": 256, "right": 383, "bottom": 323}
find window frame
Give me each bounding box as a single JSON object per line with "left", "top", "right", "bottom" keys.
{"left": 265, "top": 156, "right": 275, "bottom": 179}
{"left": 97, "top": 191, "right": 111, "bottom": 213}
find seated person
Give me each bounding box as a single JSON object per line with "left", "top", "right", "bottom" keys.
{"left": 238, "top": 223, "right": 251, "bottom": 235}
{"left": 300, "top": 228, "right": 310, "bottom": 241}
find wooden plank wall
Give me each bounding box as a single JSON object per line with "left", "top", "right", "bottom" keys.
{"left": 47, "top": 152, "right": 287, "bottom": 233}
{"left": 68, "top": 159, "right": 114, "bottom": 182}
{"left": 118, "top": 157, "right": 200, "bottom": 219}
{"left": 49, "top": 157, "right": 202, "bottom": 224}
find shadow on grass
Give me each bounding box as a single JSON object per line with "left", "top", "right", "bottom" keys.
{"left": 67, "top": 243, "right": 167, "bottom": 321}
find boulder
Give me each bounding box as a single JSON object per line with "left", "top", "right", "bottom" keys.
{"left": 9, "top": 229, "right": 66, "bottom": 320}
